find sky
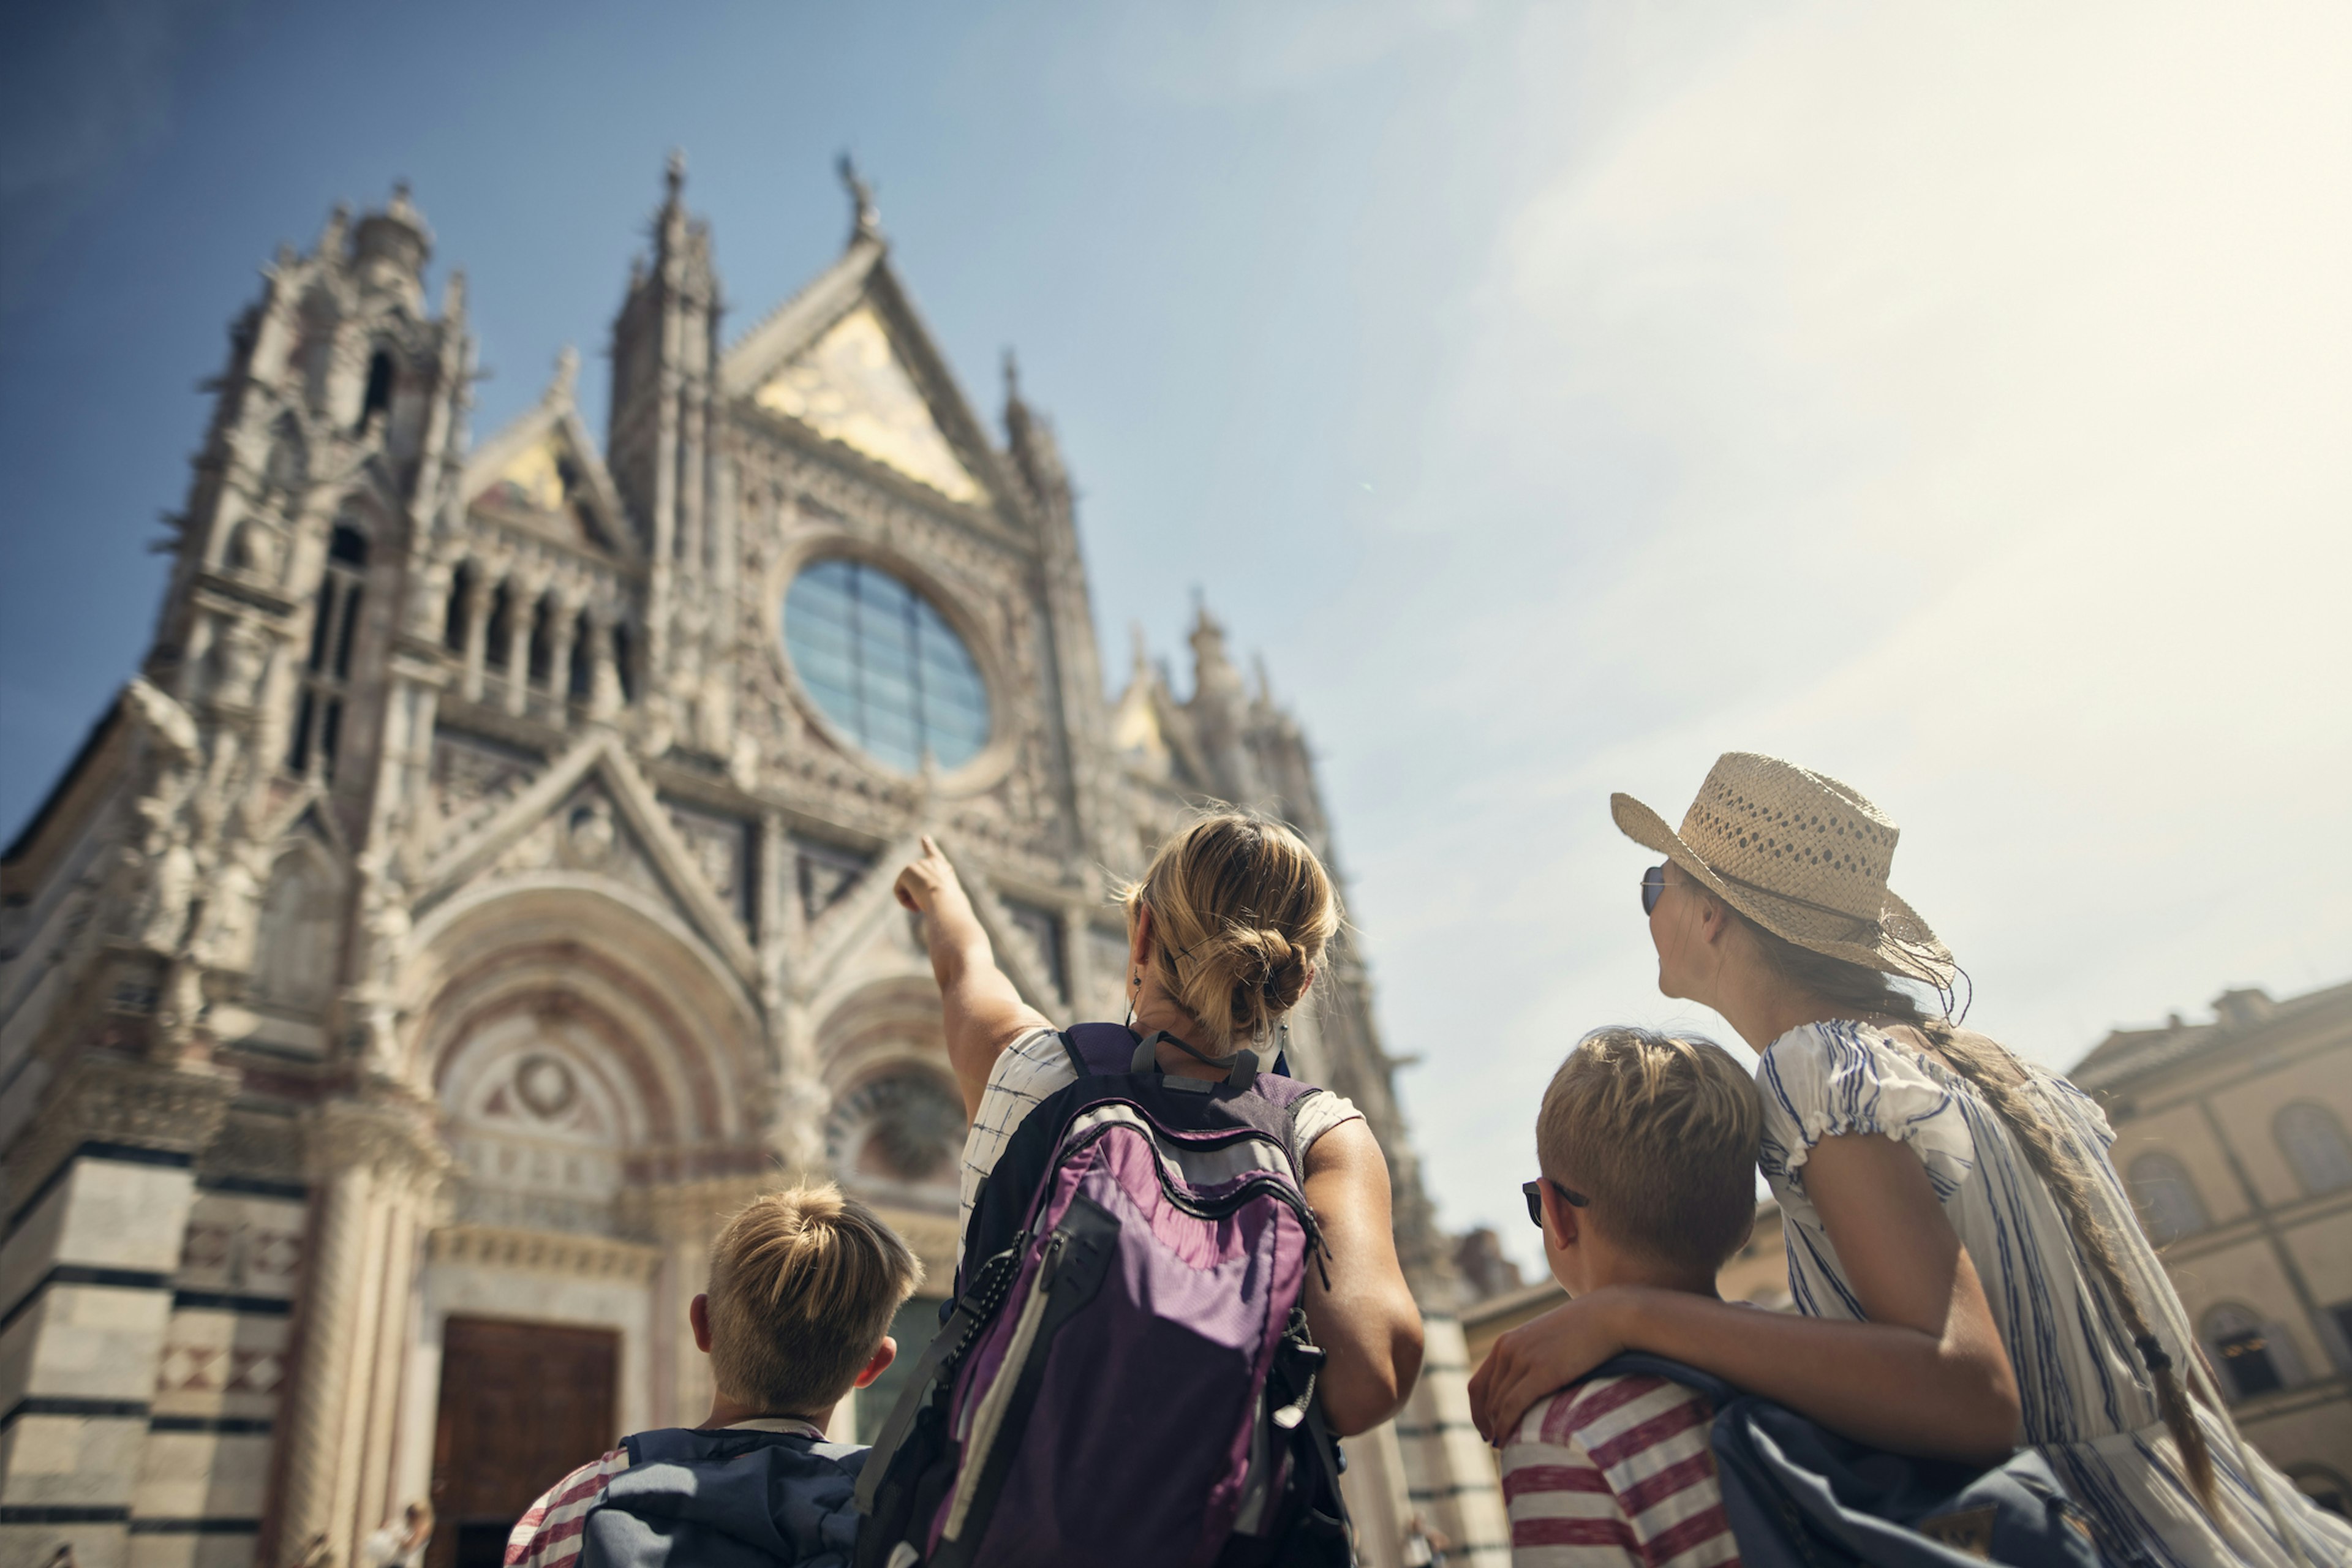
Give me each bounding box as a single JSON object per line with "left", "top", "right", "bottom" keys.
{"left": 4, "top": 0, "right": 2348, "bottom": 1272}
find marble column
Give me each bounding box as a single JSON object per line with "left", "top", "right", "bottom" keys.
{"left": 544, "top": 600, "right": 579, "bottom": 726}
{"left": 266, "top": 1098, "right": 449, "bottom": 1568}
{"left": 459, "top": 576, "right": 490, "bottom": 704}
{"left": 500, "top": 596, "right": 533, "bottom": 718}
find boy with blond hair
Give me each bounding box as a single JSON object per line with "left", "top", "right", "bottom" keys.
{"left": 1499, "top": 1028, "right": 1761, "bottom": 1568}
{"left": 507, "top": 1184, "right": 922, "bottom": 1568}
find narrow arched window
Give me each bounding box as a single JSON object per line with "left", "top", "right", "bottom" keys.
{"left": 444, "top": 564, "right": 473, "bottom": 653}
{"left": 483, "top": 583, "right": 513, "bottom": 670}
{"left": 2126, "top": 1152, "right": 2208, "bottom": 1244}
{"left": 285, "top": 519, "right": 371, "bottom": 784}
{"left": 526, "top": 595, "right": 557, "bottom": 687}
{"left": 568, "top": 610, "right": 595, "bottom": 699}
{"left": 611, "top": 622, "right": 635, "bottom": 703}
{"left": 2277, "top": 1103, "right": 2352, "bottom": 1196}
{"left": 358, "top": 349, "right": 395, "bottom": 431}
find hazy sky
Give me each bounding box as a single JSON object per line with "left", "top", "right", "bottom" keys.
{"left": 5, "top": 1, "right": 2346, "bottom": 1270}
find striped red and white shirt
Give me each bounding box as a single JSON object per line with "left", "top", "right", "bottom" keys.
{"left": 503, "top": 1419, "right": 826, "bottom": 1568}
{"left": 1500, "top": 1374, "right": 1739, "bottom": 1568}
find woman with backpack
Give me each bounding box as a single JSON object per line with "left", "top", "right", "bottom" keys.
{"left": 1468, "top": 753, "right": 2351, "bottom": 1567}
{"left": 873, "top": 813, "right": 1424, "bottom": 1562}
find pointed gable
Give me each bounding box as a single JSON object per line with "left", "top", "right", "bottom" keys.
{"left": 461, "top": 352, "right": 634, "bottom": 555}
{"left": 722, "top": 237, "right": 1006, "bottom": 512}
{"left": 752, "top": 306, "right": 983, "bottom": 503}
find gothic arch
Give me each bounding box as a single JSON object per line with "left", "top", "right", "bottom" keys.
{"left": 403, "top": 878, "right": 769, "bottom": 1170}
{"left": 813, "top": 976, "right": 963, "bottom": 1207}
{"left": 813, "top": 975, "right": 951, "bottom": 1093}
{"left": 251, "top": 835, "right": 347, "bottom": 1012}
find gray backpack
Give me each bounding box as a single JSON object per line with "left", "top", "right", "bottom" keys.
{"left": 1581, "top": 1355, "right": 2101, "bottom": 1568}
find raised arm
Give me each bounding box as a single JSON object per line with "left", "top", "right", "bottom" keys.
{"left": 893, "top": 837, "right": 1052, "bottom": 1117}
{"left": 1468, "top": 1131, "right": 2021, "bottom": 1464}
{"left": 1300, "top": 1118, "right": 1426, "bottom": 1436}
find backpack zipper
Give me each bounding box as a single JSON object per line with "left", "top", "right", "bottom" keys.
{"left": 1046, "top": 1121, "right": 1330, "bottom": 1268}
{"left": 945, "top": 1228, "right": 1071, "bottom": 1541}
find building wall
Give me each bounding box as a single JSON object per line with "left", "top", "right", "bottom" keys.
{"left": 2076, "top": 981, "right": 2352, "bottom": 1512}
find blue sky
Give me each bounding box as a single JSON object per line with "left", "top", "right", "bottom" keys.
{"left": 6, "top": 1, "right": 2348, "bottom": 1269}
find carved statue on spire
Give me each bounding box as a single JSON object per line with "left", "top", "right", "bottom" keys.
{"left": 837, "top": 152, "right": 882, "bottom": 244}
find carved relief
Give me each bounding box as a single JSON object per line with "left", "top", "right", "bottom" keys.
{"left": 178, "top": 1194, "right": 306, "bottom": 1297}
{"left": 443, "top": 1010, "right": 628, "bottom": 1237}
{"left": 431, "top": 727, "right": 542, "bottom": 846}
{"left": 664, "top": 800, "right": 749, "bottom": 926}
{"left": 825, "top": 1065, "right": 965, "bottom": 1208}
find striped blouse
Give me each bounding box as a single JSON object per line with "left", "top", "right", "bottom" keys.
{"left": 1501, "top": 1373, "right": 1740, "bottom": 1567}
{"left": 1757, "top": 1020, "right": 2351, "bottom": 1568}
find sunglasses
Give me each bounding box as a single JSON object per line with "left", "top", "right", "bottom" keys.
{"left": 1522, "top": 1177, "right": 1589, "bottom": 1227}
{"left": 1641, "top": 862, "right": 1669, "bottom": 916}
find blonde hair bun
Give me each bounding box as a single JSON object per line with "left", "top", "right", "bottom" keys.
{"left": 1120, "top": 812, "right": 1338, "bottom": 1050}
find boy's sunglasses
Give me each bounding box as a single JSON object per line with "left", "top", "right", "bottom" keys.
{"left": 1641, "top": 862, "right": 1669, "bottom": 916}
{"left": 1522, "top": 1177, "right": 1589, "bottom": 1227}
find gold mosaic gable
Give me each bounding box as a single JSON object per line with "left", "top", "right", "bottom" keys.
{"left": 753, "top": 306, "right": 984, "bottom": 503}
{"left": 473, "top": 428, "right": 609, "bottom": 548}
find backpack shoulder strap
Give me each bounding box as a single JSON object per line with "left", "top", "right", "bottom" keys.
{"left": 1061, "top": 1020, "right": 1142, "bottom": 1079}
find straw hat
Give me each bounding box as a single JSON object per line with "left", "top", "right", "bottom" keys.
{"left": 1611, "top": 752, "right": 1955, "bottom": 987}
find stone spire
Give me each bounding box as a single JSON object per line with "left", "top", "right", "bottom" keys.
{"left": 1186, "top": 600, "right": 1262, "bottom": 803}
{"left": 838, "top": 151, "right": 883, "bottom": 246}
{"left": 352, "top": 179, "right": 432, "bottom": 307}
{"left": 1001, "top": 348, "right": 1071, "bottom": 516}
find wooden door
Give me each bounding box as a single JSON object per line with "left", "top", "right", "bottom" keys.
{"left": 428, "top": 1317, "right": 619, "bottom": 1568}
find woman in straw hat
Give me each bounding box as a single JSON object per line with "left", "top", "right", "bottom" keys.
{"left": 1467, "top": 753, "right": 2348, "bottom": 1567}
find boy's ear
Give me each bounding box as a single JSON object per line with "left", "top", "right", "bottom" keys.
{"left": 689, "top": 1292, "right": 713, "bottom": 1354}
{"left": 1540, "top": 1183, "right": 1583, "bottom": 1252}
{"left": 851, "top": 1335, "right": 899, "bottom": 1390}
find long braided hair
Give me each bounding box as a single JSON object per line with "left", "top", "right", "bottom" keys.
{"left": 1727, "top": 907, "right": 2218, "bottom": 1512}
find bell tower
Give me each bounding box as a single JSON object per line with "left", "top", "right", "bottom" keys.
{"left": 137, "top": 180, "right": 470, "bottom": 1012}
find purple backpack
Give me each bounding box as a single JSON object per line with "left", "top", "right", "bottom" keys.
{"left": 853, "top": 1023, "right": 1352, "bottom": 1568}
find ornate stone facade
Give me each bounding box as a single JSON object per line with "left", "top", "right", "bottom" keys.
{"left": 0, "top": 160, "right": 1502, "bottom": 1568}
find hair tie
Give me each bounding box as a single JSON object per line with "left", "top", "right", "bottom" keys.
{"left": 2135, "top": 1333, "right": 2173, "bottom": 1375}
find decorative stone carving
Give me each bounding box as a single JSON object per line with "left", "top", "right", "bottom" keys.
{"left": 113, "top": 679, "right": 203, "bottom": 953}
{"left": 427, "top": 1223, "right": 662, "bottom": 1281}
{"left": 826, "top": 1066, "right": 964, "bottom": 1188}
{"left": 665, "top": 801, "right": 748, "bottom": 922}
{"left": 205, "top": 613, "right": 274, "bottom": 712}
{"left": 565, "top": 795, "right": 617, "bottom": 868}
{"left": 3, "top": 1052, "right": 236, "bottom": 1204}
{"left": 194, "top": 834, "right": 270, "bottom": 976}
{"left": 430, "top": 728, "right": 540, "bottom": 839}
{"left": 513, "top": 1054, "right": 578, "bottom": 1118}
{"left": 304, "top": 1094, "right": 455, "bottom": 1198}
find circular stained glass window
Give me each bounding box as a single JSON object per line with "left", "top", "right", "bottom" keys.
{"left": 784, "top": 558, "right": 990, "bottom": 772}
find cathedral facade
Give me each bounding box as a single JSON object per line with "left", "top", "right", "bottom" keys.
{"left": 0, "top": 164, "right": 1506, "bottom": 1568}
